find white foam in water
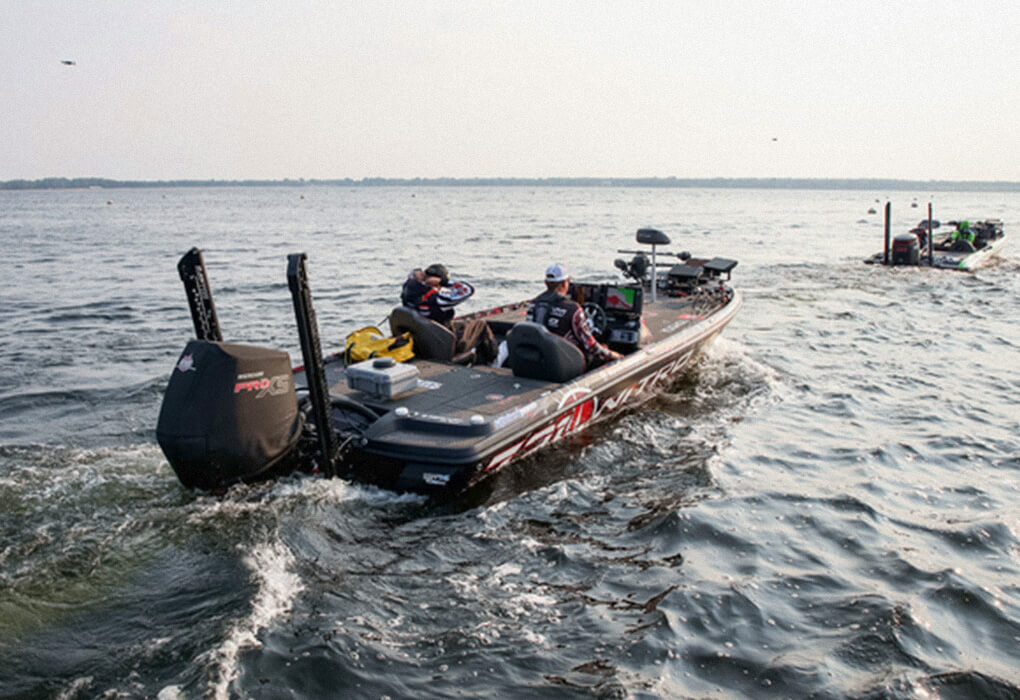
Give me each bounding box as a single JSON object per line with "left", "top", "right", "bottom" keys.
{"left": 184, "top": 493, "right": 267, "bottom": 525}
{"left": 270, "top": 473, "right": 426, "bottom": 507}
{"left": 202, "top": 538, "right": 304, "bottom": 700}
{"left": 55, "top": 676, "right": 94, "bottom": 700}
{"left": 8, "top": 444, "right": 171, "bottom": 504}
{"left": 182, "top": 473, "right": 425, "bottom": 530}
{"left": 701, "top": 336, "right": 783, "bottom": 400}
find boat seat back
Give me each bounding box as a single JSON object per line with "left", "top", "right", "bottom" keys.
{"left": 389, "top": 306, "right": 455, "bottom": 361}
{"left": 506, "top": 322, "right": 585, "bottom": 383}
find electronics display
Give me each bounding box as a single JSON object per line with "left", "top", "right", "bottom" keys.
{"left": 570, "top": 283, "right": 644, "bottom": 349}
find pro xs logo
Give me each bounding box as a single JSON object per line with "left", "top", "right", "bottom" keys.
{"left": 233, "top": 373, "right": 292, "bottom": 399}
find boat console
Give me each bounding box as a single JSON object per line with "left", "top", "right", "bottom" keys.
{"left": 570, "top": 282, "right": 644, "bottom": 349}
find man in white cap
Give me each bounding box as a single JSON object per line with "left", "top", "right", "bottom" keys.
{"left": 526, "top": 263, "right": 622, "bottom": 369}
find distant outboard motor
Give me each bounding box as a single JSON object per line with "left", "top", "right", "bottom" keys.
{"left": 157, "top": 340, "right": 303, "bottom": 490}
{"left": 891, "top": 233, "right": 920, "bottom": 265}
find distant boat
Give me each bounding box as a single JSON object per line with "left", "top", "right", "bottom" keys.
{"left": 60, "top": 60, "right": 76, "bottom": 66}
{"left": 865, "top": 204, "right": 1006, "bottom": 271}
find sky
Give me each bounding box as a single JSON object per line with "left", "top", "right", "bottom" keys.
{"left": 2, "top": 0, "right": 1018, "bottom": 181}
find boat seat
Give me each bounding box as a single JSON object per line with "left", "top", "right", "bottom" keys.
{"left": 389, "top": 307, "right": 455, "bottom": 361}
{"left": 506, "top": 322, "right": 585, "bottom": 383}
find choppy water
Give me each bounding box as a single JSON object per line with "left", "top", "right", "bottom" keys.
{"left": 1, "top": 186, "right": 1017, "bottom": 699}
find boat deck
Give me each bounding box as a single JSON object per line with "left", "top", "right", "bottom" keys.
{"left": 324, "top": 358, "right": 548, "bottom": 422}
{"left": 307, "top": 289, "right": 722, "bottom": 424}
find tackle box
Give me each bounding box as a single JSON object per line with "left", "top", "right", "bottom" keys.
{"left": 346, "top": 357, "right": 420, "bottom": 399}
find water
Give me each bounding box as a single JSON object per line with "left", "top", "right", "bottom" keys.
{"left": 1, "top": 186, "right": 1017, "bottom": 699}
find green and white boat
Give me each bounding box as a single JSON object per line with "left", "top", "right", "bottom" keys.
{"left": 865, "top": 203, "right": 1006, "bottom": 271}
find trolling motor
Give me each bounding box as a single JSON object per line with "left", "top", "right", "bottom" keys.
{"left": 614, "top": 253, "right": 650, "bottom": 283}
{"left": 617, "top": 228, "right": 736, "bottom": 300}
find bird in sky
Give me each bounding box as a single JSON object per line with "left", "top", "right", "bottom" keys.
{"left": 61, "top": 60, "right": 76, "bottom": 66}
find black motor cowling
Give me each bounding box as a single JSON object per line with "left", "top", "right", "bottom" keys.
{"left": 157, "top": 340, "right": 303, "bottom": 490}
{"left": 891, "top": 233, "right": 920, "bottom": 265}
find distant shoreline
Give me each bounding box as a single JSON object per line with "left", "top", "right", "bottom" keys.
{"left": 2, "top": 176, "right": 1019, "bottom": 192}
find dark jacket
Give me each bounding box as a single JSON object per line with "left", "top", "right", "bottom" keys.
{"left": 527, "top": 289, "right": 612, "bottom": 363}
{"left": 402, "top": 277, "right": 454, "bottom": 326}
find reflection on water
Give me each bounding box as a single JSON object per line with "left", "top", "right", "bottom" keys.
{"left": 0, "top": 187, "right": 1017, "bottom": 698}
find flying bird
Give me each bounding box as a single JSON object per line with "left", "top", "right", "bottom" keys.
{"left": 61, "top": 60, "right": 76, "bottom": 66}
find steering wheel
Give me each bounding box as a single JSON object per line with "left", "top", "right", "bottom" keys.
{"left": 582, "top": 303, "right": 608, "bottom": 337}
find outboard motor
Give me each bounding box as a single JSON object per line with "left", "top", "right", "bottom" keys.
{"left": 157, "top": 340, "right": 303, "bottom": 490}
{"left": 891, "top": 233, "right": 920, "bottom": 265}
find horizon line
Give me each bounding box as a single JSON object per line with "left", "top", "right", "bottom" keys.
{"left": 3, "top": 175, "right": 1019, "bottom": 192}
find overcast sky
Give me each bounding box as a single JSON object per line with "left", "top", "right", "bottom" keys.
{"left": 2, "top": 1, "right": 1018, "bottom": 181}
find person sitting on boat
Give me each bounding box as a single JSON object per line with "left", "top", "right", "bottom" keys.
{"left": 402, "top": 265, "right": 448, "bottom": 322}
{"left": 909, "top": 226, "right": 927, "bottom": 249}
{"left": 951, "top": 220, "right": 975, "bottom": 244}
{"left": 527, "top": 263, "right": 622, "bottom": 370}
{"left": 401, "top": 263, "right": 498, "bottom": 364}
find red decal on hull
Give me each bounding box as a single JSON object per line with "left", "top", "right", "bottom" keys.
{"left": 485, "top": 347, "right": 699, "bottom": 473}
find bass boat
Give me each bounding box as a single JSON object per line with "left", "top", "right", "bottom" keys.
{"left": 865, "top": 202, "right": 1006, "bottom": 271}
{"left": 156, "top": 229, "right": 742, "bottom": 497}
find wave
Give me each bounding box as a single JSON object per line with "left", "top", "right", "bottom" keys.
{"left": 199, "top": 538, "right": 304, "bottom": 700}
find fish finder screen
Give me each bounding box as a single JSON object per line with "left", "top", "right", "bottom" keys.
{"left": 605, "top": 286, "right": 640, "bottom": 313}
{"left": 570, "top": 284, "right": 642, "bottom": 317}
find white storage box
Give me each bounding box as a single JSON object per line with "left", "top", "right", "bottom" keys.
{"left": 346, "top": 357, "right": 420, "bottom": 399}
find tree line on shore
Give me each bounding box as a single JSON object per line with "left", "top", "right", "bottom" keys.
{"left": 2, "top": 176, "right": 1018, "bottom": 192}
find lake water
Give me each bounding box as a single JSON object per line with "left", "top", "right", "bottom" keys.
{"left": 1, "top": 186, "right": 1017, "bottom": 699}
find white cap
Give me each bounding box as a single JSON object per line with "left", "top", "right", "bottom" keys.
{"left": 545, "top": 263, "right": 570, "bottom": 283}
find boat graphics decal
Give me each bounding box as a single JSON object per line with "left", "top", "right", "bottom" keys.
{"left": 484, "top": 346, "right": 698, "bottom": 473}
{"left": 176, "top": 354, "right": 197, "bottom": 373}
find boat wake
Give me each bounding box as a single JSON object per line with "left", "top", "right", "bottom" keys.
{"left": 464, "top": 336, "right": 776, "bottom": 510}
{"left": 198, "top": 538, "right": 304, "bottom": 700}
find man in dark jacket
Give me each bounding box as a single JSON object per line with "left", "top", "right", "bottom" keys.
{"left": 401, "top": 263, "right": 497, "bottom": 364}
{"left": 401, "top": 264, "right": 456, "bottom": 325}
{"left": 526, "top": 263, "right": 621, "bottom": 369}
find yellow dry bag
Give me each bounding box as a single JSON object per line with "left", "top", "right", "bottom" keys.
{"left": 344, "top": 326, "right": 414, "bottom": 365}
